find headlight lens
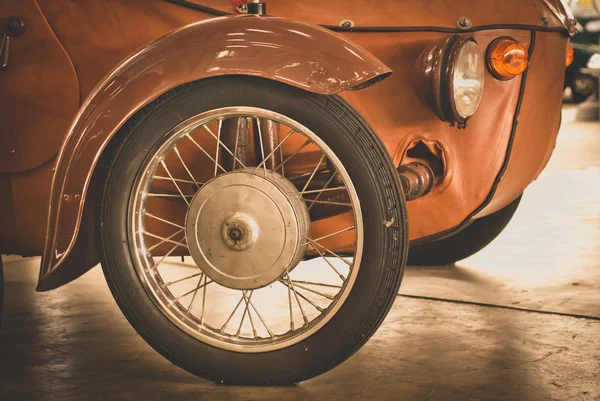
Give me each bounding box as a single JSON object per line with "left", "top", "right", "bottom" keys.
{"left": 450, "top": 39, "right": 485, "bottom": 121}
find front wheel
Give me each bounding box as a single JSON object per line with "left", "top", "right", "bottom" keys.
{"left": 408, "top": 195, "right": 522, "bottom": 266}
{"left": 99, "top": 77, "right": 408, "bottom": 384}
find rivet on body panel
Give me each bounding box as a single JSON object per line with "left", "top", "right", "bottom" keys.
{"left": 457, "top": 17, "right": 472, "bottom": 30}
{"left": 339, "top": 19, "right": 355, "bottom": 28}
{"left": 9, "top": 148, "right": 15, "bottom": 154}
{"left": 540, "top": 16, "right": 550, "bottom": 26}
{"left": 234, "top": 4, "right": 248, "bottom": 14}
{"left": 63, "top": 194, "right": 71, "bottom": 202}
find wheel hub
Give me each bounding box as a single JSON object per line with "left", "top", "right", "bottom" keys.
{"left": 185, "top": 169, "right": 310, "bottom": 290}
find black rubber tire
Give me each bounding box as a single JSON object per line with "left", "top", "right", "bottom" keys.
{"left": 98, "top": 76, "right": 408, "bottom": 385}
{"left": 408, "top": 195, "right": 522, "bottom": 266}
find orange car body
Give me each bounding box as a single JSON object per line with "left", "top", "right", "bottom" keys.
{"left": 0, "top": 0, "right": 572, "bottom": 289}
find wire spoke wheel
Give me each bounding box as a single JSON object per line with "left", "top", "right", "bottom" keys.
{"left": 99, "top": 77, "right": 407, "bottom": 384}
{"left": 130, "top": 107, "right": 363, "bottom": 352}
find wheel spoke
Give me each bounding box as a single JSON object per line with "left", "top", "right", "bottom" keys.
{"left": 302, "top": 199, "right": 353, "bottom": 207}
{"left": 246, "top": 295, "right": 274, "bottom": 338}
{"left": 309, "top": 243, "right": 356, "bottom": 253}
{"left": 186, "top": 133, "right": 228, "bottom": 175}
{"left": 147, "top": 193, "right": 195, "bottom": 199}
{"left": 242, "top": 291, "right": 258, "bottom": 338}
{"left": 304, "top": 235, "right": 353, "bottom": 267}
{"left": 204, "top": 123, "right": 247, "bottom": 169}
{"left": 214, "top": 120, "right": 223, "bottom": 177}
{"left": 149, "top": 237, "right": 186, "bottom": 271}
{"left": 236, "top": 290, "right": 254, "bottom": 337}
{"left": 300, "top": 225, "right": 356, "bottom": 247}
{"left": 174, "top": 278, "right": 213, "bottom": 303}
{"left": 288, "top": 280, "right": 336, "bottom": 300}
{"left": 278, "top": 123, "right": 285, "bottom": 177}
{"left": 144, "top": 231, "right": 188, "bottom": 250}
{"left": 293, "top": 280, "right": 342, "bottom": 290}
{"left": 200, "top": 274, "right": 208, "bottom": 323}
{"left": 233, "top": 120, "right": 240, "bottom": 170}
{"left": 255, "top": 118, "right": 267, "bottom": 175}
{"left": 303, "top": 236, "right": 346, "bottom": 281}
{"left": 293, "top": 186, "right": 346, "bottom": 196}
{"left": 287, "top": 277, "right": 294, "bottom": 331}
{"left": 162, "top": 272, "right": 203, "bottom": 287}
{"left": 147, "top": 229, "right": 185, "bottom": 252}
{"left": 279, "top": 279, "right": 325, "bottom": 312}
{"left": 285, "top": 273, "right": 309, "bottom": 325}
{"left": 274, "top": 139, "right": 312, "bottom": 174}
{"left": 253, "top": 128, "right": 295, "bottom": 173}
{"left": 221, "top": 294, "right": 245, "bottom": 332}
{"left": 301, "top": 154, "right": 326, "bottom": 193}
{"left": 187, "top": 273, "right": 205, "bottom": 312}
{"left": 307, "top": 171, "right": 337, "bottom": 211}
{"left": 145, "top": 212, "right": 185, "bottom": 230}
{"left": 173, "top": 146, "right": 201, "bottom": 188}
{"left": 159, "top": 161, "right": 191, "bottom": 206}
{"left": 154, "top": 176, "right": 199, "bottom": 185}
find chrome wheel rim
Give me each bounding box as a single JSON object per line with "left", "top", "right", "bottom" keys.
{"left": 129, "top": 107, "right": 363, "bottom": 353}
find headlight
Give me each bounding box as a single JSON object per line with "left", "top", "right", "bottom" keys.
{"left": 449, "top": 39, "right": 485, "bottom": 121}
{"left": 416, "top": 35, "right": 485, "bottom": 128}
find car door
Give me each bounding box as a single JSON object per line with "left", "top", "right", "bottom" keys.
{"left": 0, "top": 0, "right": 79, "bottom": 174}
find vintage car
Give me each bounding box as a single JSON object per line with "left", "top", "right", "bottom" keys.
{"left": 0, "top": 0, "right": 574, "bottom": 385}
{"left": 565, "top": 0, "right": 600, "bottom": 101}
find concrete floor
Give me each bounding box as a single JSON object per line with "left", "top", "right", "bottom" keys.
{"left": 1, "top": 105, "right": 599, "bottom": 401}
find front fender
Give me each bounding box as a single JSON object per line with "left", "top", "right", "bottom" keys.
{"left": 38, "top": 14, "right": 391, "bottom": 290}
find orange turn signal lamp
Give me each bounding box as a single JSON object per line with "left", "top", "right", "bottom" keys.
{"left": 486, "top": 38, "right": 529, "bottom": 81}
{"left": 566, "top": 42, "right": 574, "bottom": 67}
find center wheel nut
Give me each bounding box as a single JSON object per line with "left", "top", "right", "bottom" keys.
{"left": 221, "top": 213, "right": 258, "bottom": 251}
{"left": 228, "top": 228, "right": 242, "bottom": 241}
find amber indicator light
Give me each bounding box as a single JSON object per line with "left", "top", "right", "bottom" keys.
{"left": 487, "top": 38, "right": 529, "bottom": 80}
{"left": 566, "top": 42, "right": 574, "bottom": 67}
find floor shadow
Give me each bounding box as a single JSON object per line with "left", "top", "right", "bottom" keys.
{"left": 404, "top": 263, "right": 488, "bottom": 286}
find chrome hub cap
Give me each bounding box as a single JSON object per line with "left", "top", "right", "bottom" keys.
{"left": 186, "top": 169, "right": 310, "bottom": 290}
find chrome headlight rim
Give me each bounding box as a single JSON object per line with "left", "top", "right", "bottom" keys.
{"left": 416, "top": 34, "right": 484, "bottom": 127}
{"left": 444, "top": 36, "right": 484, "bottom": 125}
